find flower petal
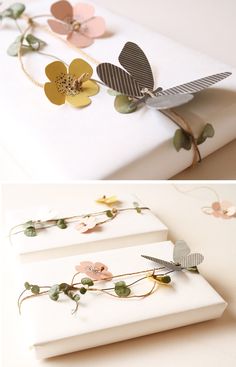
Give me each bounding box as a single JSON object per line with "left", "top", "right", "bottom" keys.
{"left": 81, "top": 17, "right": 106, "bottom": 38}
{"left": 44, "top": 82, "right": 65, "bottom": 105}
{"left": 45, "top": 61, "right": 67, "bottom": 82}
{"left": 212, "top": 202, "right": 221, "bottom": 211}
{"left": 82, "top": 80, "right": 99, "bottom": 97}
{"left": 48, "top": 19, "right": 71, "bottom": 35}
{"left": 73, "top": 3, "right": 95, "bottom": 22}
{"left": 66, "top": 94, "right": 91, "bottom": 108}
{"left": 69, "top": 58, "right": 93, "bottom": 80}
{"left": 100, "top": 271, "right": 113, "bottom": 280}
{"left": 67, "top": 31, "right": 93, "bottom": 48}
{"left": 51, "top": 0, "right": 73, "bottom": 22}
{"left": 94, "top": 262, "right": 108, "bottom": 271}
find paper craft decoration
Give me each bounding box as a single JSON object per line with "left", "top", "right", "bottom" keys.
{"left": 97, "top": 42, "right": 231, "bottom": 110}
{"left": 48, "top": 1, "right": 106, "bottom": 48}
{"left": 15, "top": 241, "right": 227, "bottom": 359}
{"left": 44, "top": 58, "right": 99, "bottom": 106}
{"left": 18, "top": 241, "right": 202, "bottom": 315}
{"left": 142, "top": 240, "right": 204, "bottom": 271}
{"left": 204, "top": 201, "right": 236, "bottom": 219}
{"left": 9, "top": 201, "right": 150, "bottom": 239}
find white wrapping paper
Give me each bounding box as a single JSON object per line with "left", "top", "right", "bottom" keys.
{"left": 0, "top": 1, "right": 235, "bottom": 179}
{"left": 17, "top": 241, "right": 227, "bottom": 359}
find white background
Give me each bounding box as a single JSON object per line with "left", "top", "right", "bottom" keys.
{"left": 1, "top": 0, "right": 236, "bottom": 180}
{"left": 1, "top": 183, "right": 236, "bottom": 366}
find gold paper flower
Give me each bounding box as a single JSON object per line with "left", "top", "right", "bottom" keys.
{"left": 96, "top": 195, "right": 119, "bottom": 205}
{"left": 44, "top": 58, "right": 99, "bottom": 107}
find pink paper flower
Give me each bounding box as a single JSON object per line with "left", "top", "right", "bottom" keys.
{"left": 48, "top": 1, "right": 106, "bottom": 48}
{"left": 211, "top": 201, "right": 236, "bottom": 219}
{"left": 75, "top": 261, "right": 113, "bottom": 280}
{"left": 75, "top": 216, "right": 97, "bottom": 233}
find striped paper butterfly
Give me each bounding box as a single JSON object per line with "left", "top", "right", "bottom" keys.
{"left": 142, "top": 240, "right": 204, "bottom": 271}
{"left": 97, "top": 42, "right": 232, "bottom": 110}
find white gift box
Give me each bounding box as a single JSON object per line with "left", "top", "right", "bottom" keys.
{"left": 0, "top": 1, "right": 235, "bottom": 179}
{"left": 17, "top": 241, "right": 227, "bottom": 359}
{"left": 7, "top": 195, "right": 168, "bottom": 262}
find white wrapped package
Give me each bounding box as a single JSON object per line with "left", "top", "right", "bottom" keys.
{"left": 7, "top": 194, "right": 168, "bottom": 262}
{"left": 17, "top": 241, "right": 227, "bottom": 359}
{"left": 0, "top": 1, "right": 235, "bottom": 179}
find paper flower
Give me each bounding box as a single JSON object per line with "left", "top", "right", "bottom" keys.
{"left": 48, "top": 1, "right": 106, "bottom": 48}
{"left": 44, "top": 58, "right": 99, "bottom": 106}
{"left": 96, "top": 195, "right": 119, "bottom": 205}
{"left": 75, "top": 261, "right": 113, "bottom": 280}
{"left": 211, "top": 201, "right": 236, "bottom": 219}
{"left": 75, "top": 216, "right": 97, "bottom": 233}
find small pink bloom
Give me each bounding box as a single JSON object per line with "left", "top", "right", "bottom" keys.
{"left": 75, "top": 216, "right": 97, "bottom": 233}
{"left": 75, "top": 261, "right": 113, "bottom": 280}
{"left": 211, "top": 201, "right": 236, "bottom": 219}
{"left": 48, "top": 1, "right": 106, "bottom": 48}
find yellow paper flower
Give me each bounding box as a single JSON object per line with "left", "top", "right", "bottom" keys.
{"left": 44, "top": 58, "right": 99, "bottom": 107}
{"left": 96, "top": 195, "right": 119, "bottom": 205}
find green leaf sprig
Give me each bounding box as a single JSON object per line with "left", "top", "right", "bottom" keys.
{"left": 18, "top": 266, "right": 173, "bottom": 315}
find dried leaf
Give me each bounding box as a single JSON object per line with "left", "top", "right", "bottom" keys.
{"left": 114, "top": 95, "right": 137, "bottom": 114}
{"left": 173, "top": 129, "right": 192, "bottom": 152}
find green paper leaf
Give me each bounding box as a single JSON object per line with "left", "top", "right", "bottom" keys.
{"left": 81, "top": 278, "right": 94, "bottom": 287}
{"left": 31, "top": 285, "right": 40, "bottom": 295}
{"left": 79, "top": 287, "right": 87, "bottom": 295}
{"left": 154, "top": 275, "right": 171, "bottom": 284}
{"left": 2, "top": 3, "right": 25, "bottom": 19}
{"left": 114, "top": 281, "right": 131, "bottom": 297}
{"left": 56, "top": 219, "right": 67, "bottom": 229}
{"left": 49, "top": 285, "right": 60, "bottom": 301}
{"left": 106, "top": 210, "right": 114, "bottom": 218}
{"left": 24, "top": 282, "right": 31, "bottom": 290}
{"left": 59, "top": 283, "right": 70, "bottom": 292}
{"left": 197, "top": 124, "right": 215, "bottom": 145}
{"left": 24, "top": 226, "right": 37, "bottom": 237}
{"left": 187, "top": 266, "right": 199, "bottom": 273}
{"left": 107, "top": 89, "right": 121, "bottom": 97}
{"left": 173, "top": 129, "right": 192, "bottom": 152}
{"left": 114, "top": 95, "right": 137, "bottom": 114}
{"left": 73, "top": 294, "right": 80, "bottom": 302}
{"left": 7, "top": 35, "right": 23, "bottom": 56}
{"left": 133, "top": 202, "right": 142, "bottom": 214}
{"left": 26, "top": 34, "right": 47, "bottom": 51}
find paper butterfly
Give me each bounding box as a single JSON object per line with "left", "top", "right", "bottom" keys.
{"left": 48, "top": 1, "right": 106, "bottom": 48}
{"left": 142, "top": 240, "right": 204, "bottom": 271}
{"left": 97, "top": 42, "right": 232, "bottom": 110}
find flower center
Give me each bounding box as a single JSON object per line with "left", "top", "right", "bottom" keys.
{"left": 72, "top": 20, "right": 81, "bottom": 32}
{"left": 55, "top": 73, "right": 88, "bottom": 96}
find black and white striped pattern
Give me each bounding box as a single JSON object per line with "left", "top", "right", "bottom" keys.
{"left": 119, "top": 42, "right": 154, "bottom": 90}
{"left": 179, "top": 253, "right": 204, "bottom": 268}
{"left": 160, "top": 72, "right": 232, "bottom": 96}
{"left": 97, "top": 63, "right": 143, "bottom": 97}
{"left": 141, "top": 255, "right": 182, "bottom": 271}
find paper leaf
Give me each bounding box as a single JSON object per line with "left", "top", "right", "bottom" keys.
{"left": 2, "top": 3, "right": 25, "bottom": 19}
{"left": 26, "top": 34, "right": 47, "bottom": 50}
{"left": 114, "top": 95, "right": 137, "bottom": 114}
{"left": 173, "top": 129, "right": 192, "bottom": 152}
{"left": 107, "top": 89, "right": 121, "bottom": 97}
{"left": 197, "top": 124, "right": 215, "bottom": 145}
{"left": 119, "top": 42, "right": 154, "bottom": 90}
{"left": 173, "top": 240, "right": 191, "bottom": 264}
{"left": 7, "top": 35, "right": 23, "bottom": 56}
